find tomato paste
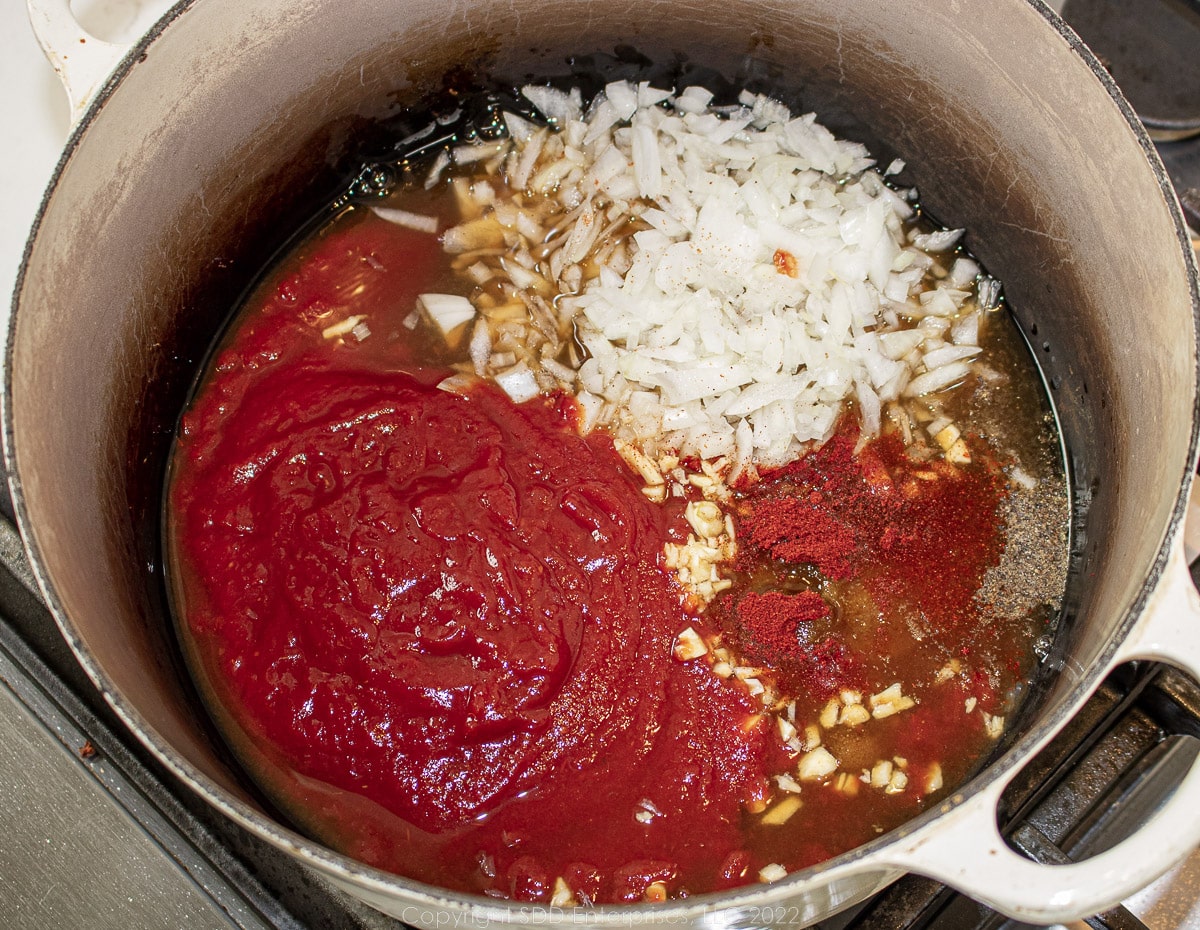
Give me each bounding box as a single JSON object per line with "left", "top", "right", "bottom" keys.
{"left": 168, "top": 214, "right": 777, "bottom": 902}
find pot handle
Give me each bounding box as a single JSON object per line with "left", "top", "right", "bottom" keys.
{"left": 871, "top": 546, "right": 1200, "bottom": 924}
{"left": 26, "top": 0, "right": 134, "bottom": 125}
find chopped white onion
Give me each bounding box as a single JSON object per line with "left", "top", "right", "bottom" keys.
{"left": 371, "top": 206, "right": 439, "bottom": 234}
{"left": 468, "top": 319, "right": 492, "bottom": 376}
{"left": 951, "top": 310, "right": 980, "bottom": 346}
{"left": 436, "top": 373, "right": 478, "bottom": 395}
{"left": 452, "top": 139, "right": 510, "bottom": 165}
{"left": 493, "top": 363, "right": 540, "bottom": 403}
{"left": 948, "top": 256, "right": 981, "bottom": 287}
{"left": 435, "top": 82, "right": 1000, "bottom": 469}
{"left": 418, "top": 293, "right": 475, "bottom": 336}
{"left": 904, "top": 361, "right": 974, "bottom": 397}
{"left": 520, "top": 85, "right": 582, "bottom": 127}
{"left": 921, "top": 344, "right": 982, "bottom": 370}
{"left": 910, "top": 228, "right": 964, "bottom": 251}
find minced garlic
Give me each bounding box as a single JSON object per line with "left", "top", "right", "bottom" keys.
{"left": 550, "top": 877, "right": 576, "bottom": 907}
{"left": 672, "top": 626, "right": 708, "bottom": 661}
{"left": 798, "top": 746, "right": 839, "bottom": 782}
{"left": 761, "top": 795, "right": 804, "bottom": 825}
{"left": 869, "top": 683, "right": 917, "bottom": 719}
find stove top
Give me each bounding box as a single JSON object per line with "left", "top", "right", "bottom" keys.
{"left": 3, "top": 1, "right": 1200, "bottom": 927}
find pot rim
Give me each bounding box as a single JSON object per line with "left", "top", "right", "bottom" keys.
{"left": 5, "top": 0, "right": 1200, "bottom": 921}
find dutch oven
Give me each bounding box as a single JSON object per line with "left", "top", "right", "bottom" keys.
{"left": 6, "top": 0, "right": 1200, "bottom": 924}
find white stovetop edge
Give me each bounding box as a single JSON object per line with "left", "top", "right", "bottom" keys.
{"left": 0, "top": 0, "right": 175, "bottom": 338}
{"left": 2, "top": 2, "right": 1198, "bottom": 927}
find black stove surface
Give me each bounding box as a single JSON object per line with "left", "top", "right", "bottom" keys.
{"left": 1060, "top": 0, "right": 1200, "bottom": 230}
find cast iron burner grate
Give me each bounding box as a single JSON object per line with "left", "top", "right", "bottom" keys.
{"left": 2, "top": 485, "right": 1200, "bottom": 930}
{"left": 1058, "top": 0, "right": 1200, "bottom": 232}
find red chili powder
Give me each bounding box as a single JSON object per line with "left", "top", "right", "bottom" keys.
{"left": 744, "top": 497, "right": 856, "bottom": 579}
{"left": 736, "top": 414, "right": 1006, "bottom": 640}
{"left": 736, "top": 590, "right": 829, "bottom": 659}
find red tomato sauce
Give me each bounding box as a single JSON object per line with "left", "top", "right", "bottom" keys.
{"left": 168, "top": 213, "right": 779, "bottom": 902}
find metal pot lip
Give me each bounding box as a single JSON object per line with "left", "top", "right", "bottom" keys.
{"left": 5, "top": 0, "right": 1200, "bottom": 919}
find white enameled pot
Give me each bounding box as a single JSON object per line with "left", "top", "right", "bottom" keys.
{"left": 7, "top": 0, "right": 1200, "bottom": 925}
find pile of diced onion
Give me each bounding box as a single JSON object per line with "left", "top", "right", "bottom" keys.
{"left": 395, "top": 81, "right": 999, "bottom": 481}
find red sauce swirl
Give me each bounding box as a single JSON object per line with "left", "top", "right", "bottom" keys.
{"left": 168, "top": 216, "right": 774, "bottom": 901}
